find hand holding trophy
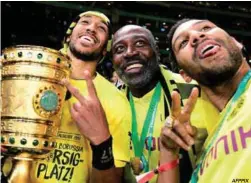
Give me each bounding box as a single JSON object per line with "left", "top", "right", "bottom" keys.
{"left": 1, "top": 45, "right": 71, "bottom": 182}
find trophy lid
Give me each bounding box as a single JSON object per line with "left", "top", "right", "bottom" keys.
{"left": 2, "top": 45, "right": 71, "bottom": 70}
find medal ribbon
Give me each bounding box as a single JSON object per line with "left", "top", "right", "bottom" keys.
{"left": 130, "top": 82, "right": 162, "bottom": 172}
{"left": 191, "top": 70, "right": 251, "bottom": 183}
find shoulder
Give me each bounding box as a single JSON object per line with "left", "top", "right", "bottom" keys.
{"left": 94, "top": 73, "right": 130, "bottom": 119}
{"left": 94, "top": 73, "right": 127, "bottom": 101}
{"left": 160, "top": 64, "right": 197, "bottom": 84}
{"left": 160, "top": 65, "right": 200, "bottom": 99}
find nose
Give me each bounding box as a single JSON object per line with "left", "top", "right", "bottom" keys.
{"left": 190, "top": 31, "right": 206, "bottom": 46}
{"left": 86, "top": 23, "right": 96, "bottom": 34}
{"left": 123, "top": 46, "right": 139, "bottom": 58}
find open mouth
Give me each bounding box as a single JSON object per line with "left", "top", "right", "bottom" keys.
{"left": 198, "top": 42, "right": 220, "bottom": 59}
{"left": 79, "top": 35, "right": 97, "bottom": 45}
{"left": 125, "top": 63, "right": 143, "bottom": 73}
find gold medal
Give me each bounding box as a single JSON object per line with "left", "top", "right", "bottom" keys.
{"left": 130, "top": 157, "right": 143, "bottom": 175}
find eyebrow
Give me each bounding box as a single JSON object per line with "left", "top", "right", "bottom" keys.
{"left": 173, "top": 20, "right": 209, "bottom": 51}
{"left": 113, "top": 34, "right": 148, "bottom": 47}
{"left": 80, "top": 15, "right": 108, "bottom": 27}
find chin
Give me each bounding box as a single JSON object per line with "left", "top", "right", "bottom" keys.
{"left": 128, "top": 75, "right": 151, "bottom": 89}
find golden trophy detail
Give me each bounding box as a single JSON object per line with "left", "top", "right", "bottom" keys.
{"left": 1, "top": 45, "right": 71, "bottom": 182}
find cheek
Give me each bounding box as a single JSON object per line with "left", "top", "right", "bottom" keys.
{"left": 143, "top": 49, "right": 154, "bottom": 57}
{"left": 69, "top": 32, "right": 79, "bottom": 44}
{"left": 98, "top": 32, "right": 109, "bottom": 45}
{"left": 71, "top": 26, "right": 81, "bottom": 37}
{"left": 177, "top": 48, "right": 193, "bottom": 61}
{"left": 112, "top": 56, "right": 122, "bottom": 67}
{"left": 176, "top": 53, "right": 190, "bottom": 69}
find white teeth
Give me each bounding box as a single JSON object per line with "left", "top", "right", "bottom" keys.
{"left": 126, "top": 63, "right": 143, "bottom": 70}
{"left": 80, "top": 36, "right": 95, "bottom": 44}
{"left": 201, "top": 44, "right": 214, "bottom": 54}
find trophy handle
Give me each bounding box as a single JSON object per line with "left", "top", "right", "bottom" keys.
{"left": 7, "top": 159, "right": 33, "bottom": 183}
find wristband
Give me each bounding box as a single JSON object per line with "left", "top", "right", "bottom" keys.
{"left": 90, "top": 136, "right": 115, "bottom": 170}
{"left": 137, "top": 159, "right": 179, "bottom": 183}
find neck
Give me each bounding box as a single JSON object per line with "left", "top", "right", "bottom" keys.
{"left": 202, "top": 60, "right": 250, "bottom": 112}
{"left": 129, "top": 71, "right": 160, "bottom": 98}
{"left": 67, "top": 49, "right": 98, "bottom": 79}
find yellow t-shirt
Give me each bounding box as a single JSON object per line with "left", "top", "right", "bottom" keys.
{"left": 32, "top": 73, "right": 131, "bottom": 183}
{"left": 128, "top": 67, "right": 219, "bottom": 183}
{"left": 194, "top": 80, "right": 251, "bottom": 183}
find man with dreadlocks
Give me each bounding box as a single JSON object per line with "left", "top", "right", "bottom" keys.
{"left": 32, "top": 11, "right": 131, "bottom": 183}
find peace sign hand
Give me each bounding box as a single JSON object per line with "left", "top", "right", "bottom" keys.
{"left": 160, "top": 87, "right": 199, "bottom": 152}
{"left": 62, "top": 71, "right": 110, "bottom": 145}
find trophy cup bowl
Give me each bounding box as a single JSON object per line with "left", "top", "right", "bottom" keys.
{"left": 1, "top": 45, "right": 71, "bottom": 182}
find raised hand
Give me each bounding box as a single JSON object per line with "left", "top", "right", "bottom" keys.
{"left": 160, "top": 87, "right": 199, "bottom": 152}
{"left": 62, "top": 71, "right": 110, "bottom": 145}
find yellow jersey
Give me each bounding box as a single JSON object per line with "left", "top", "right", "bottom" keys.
{"left": 127, "top": 66, "right": 219, "bottom": 183}
{"left": 32, "top": 73, "right": 131, "bottom": 183}
{"left": 194, "top": 78, "right": 251, "bottom": 183}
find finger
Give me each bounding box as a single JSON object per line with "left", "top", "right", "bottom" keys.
{"left": 185, "top": 124, "right": 198, "bottom": 137}
{"left": 183, "top": 87, "right": 199, "bottom": 116}
{"left": 72, "top": 102, "right": 82, "bottom": 112}
{"left": 162, "top": 127, "right": 190, "bottom": 151}
{"left": 171, "top": 90, "right": 181, "bottom": 118}
{"left": 83, "top": 70, "right": 98, "bottom": 99}
{"left": 62, "top": 79, "right": 86, "bottom": 104}
{"left": 70, "top": 105, "right": 81, "bottom": 122}
{"left": 173, "top": 120, "right": 195, "bottom": 146}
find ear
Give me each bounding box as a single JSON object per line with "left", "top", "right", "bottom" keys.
{"left": 179, "top": 69, "right": 192, "bottom": 83}
{"left": 231, "top": 37, "right": 243, "bottom": 50}
{"left": 155, "top": 44, "right": 161, "bottom": 62}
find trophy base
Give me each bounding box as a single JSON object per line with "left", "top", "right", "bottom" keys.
{"left": 2, "top": 152, "right": 48, "bottom": 183}
{"left": 7, "top": 158, "right": 34, "bottom": 183}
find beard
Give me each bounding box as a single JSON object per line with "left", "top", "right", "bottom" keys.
{"left": 69, "top": 41, "right": 103, "bottom": 62}
{"left": 116, "top": 56, "right": 160, "bottom": 89}
{"left": 187, "top": 38, "right": 242, "bottom": 87}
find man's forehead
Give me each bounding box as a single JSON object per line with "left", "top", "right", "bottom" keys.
{"left": 79, "top": 15, "right": 107, "bottom": 25}
{"left": 114, "top": 26, "right": 149, "bottom": 42}
{"left": 172, "top": 20, "right": 211, "bottom": 43}
{"left": 119, "top": 26, "right": 148, "bottom": 35}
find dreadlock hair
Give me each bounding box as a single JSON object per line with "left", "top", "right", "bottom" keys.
{"left": 61, "top": 11, "right": 113, "bottom": 64}
{"left": 167, "top": 18, "right": 192, "bottom": 69}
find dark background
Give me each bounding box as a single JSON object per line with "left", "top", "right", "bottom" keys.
{"left": 2, "top": 1, "right": 251, "bottom": 76}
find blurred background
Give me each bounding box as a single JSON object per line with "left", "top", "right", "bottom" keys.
{"left": 2, "top": 1, "right": 251, "bottom": 79}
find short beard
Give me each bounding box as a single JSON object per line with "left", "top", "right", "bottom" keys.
{"left": 196, "top": 64, "right": 239, "bottom": 87}
{"left": 69, "top": 41, "right": 103, "bottom": 62}
{"left": 189, "top": 40, "right": 242, "bottom": 87}
{"left": 117, "top": 58, "right": 160, "bottom": 89}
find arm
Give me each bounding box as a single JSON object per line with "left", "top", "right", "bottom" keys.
{"left": 157, "top": 147, "right": 179, "bottom": 183}
{"left": 63, "top": 71, "right": 124, "bottom": 183}
{"left": 158, "top": 88, "right": 199, "bottom": 183}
